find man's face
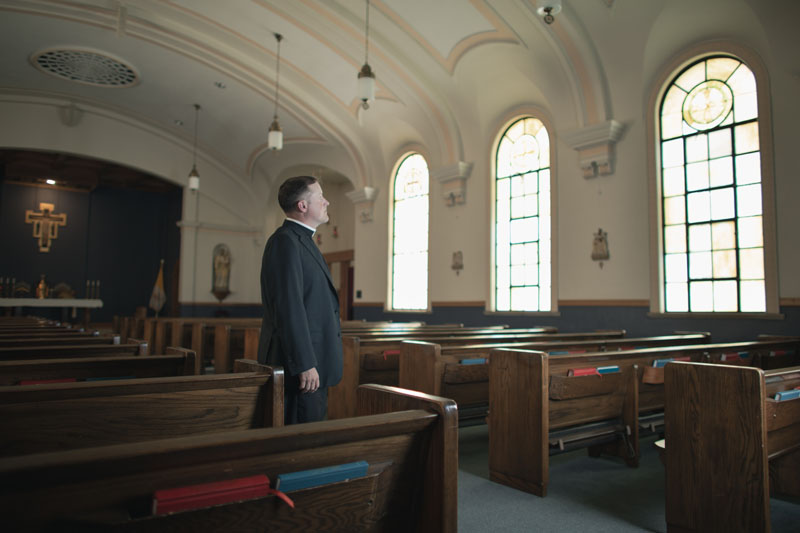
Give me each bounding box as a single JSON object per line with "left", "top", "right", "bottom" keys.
{"left": 300, "top": 181, "right": 330, "bottom": 228}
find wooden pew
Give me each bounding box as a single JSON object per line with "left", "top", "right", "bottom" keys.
{"left": 158, "top": 317, "right": 263, "bottom": 361}
{"left": 239, "top": 323, "right": 520, "bottom": 361}
{"left": 0, "top": 359, "right": 283, "bottom": 456}
{"left": 547, "top": 337, "right": 800, "bottom": 430}
{"left": 233, "top": 323, "right": 528, "bottom": 373}
{"left": 0, "top": 384, "right": 457, "bottom": 532}
{"left": 665, "top": 362, "right": 800, "bottom": 533}
{"left": 0, "top": 317, "right": 61, "bottom": 328}
{"left": 485, "top": 338, "right": 800, "bottom": 499}
{"left": 148, "top": 318, "right": 475, "bottom": 373}
{"left": 0, "top": 334, "right": 119, "bottom": 347}
{"left": 329, "top": 329, "right": 626, "bottom": 419}
{"left": 399, "top": 333, "right": 710, "bottom": 424}
{"left": 488, "top": 349, "right": 639, "bottom": 497}
{"left": 0, "top": 347, "right": 200, "bottom": 385}
{"left": 0, "top": 340, "right": 147, "bottom": 361}
{"left": 0, "top": 328, "right": 99, "bottom": 339}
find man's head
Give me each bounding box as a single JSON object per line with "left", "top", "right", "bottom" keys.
{"left": 278, "top": 175, "right": 330, "bottom": 229}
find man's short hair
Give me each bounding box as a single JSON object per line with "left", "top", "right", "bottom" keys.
{"left": 278, "top": 176, "right": 318, "bottom": 213}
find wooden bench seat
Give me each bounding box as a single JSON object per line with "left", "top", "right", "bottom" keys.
{"left": 665, "top": 362, "right": 800, "bottom": 533}
{"left": 0, "top": 359, "right": 283, "bottom": 456}
{"left": 329, "top": 329, "right": 626, "bottom": 419}
{"left": 0, "top": 384, "right": 457, "bottom": 532}
{"left": 488, "top": 349, "right": 639, "bottom": 497}
{"left": 0, "top": 347, "right": 200, "bottom": 385}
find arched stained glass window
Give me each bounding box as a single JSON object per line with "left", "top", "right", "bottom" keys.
{"left": 390, "top": 153, "right": 429, "bottom": 310}
{"left": 494, "top": 117, "right": 551, "bottom": 312}
{"left": 659, "top": 56, "right": 765, "bottom": 312}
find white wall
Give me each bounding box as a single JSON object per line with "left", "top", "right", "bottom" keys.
{"left": 348, "top": 0, "right": 800, "bottom": 309}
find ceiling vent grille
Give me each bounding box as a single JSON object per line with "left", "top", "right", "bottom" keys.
{"left": 32, "top": 48, "right": 138, "bottom": 87}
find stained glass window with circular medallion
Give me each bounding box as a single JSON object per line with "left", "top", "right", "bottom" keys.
{"left": 659, "top": 56, "right": 764, "bottom": 313}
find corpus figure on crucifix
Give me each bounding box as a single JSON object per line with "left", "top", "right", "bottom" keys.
{"left": 25, "top": 202, "right": 67, "bottom": 252}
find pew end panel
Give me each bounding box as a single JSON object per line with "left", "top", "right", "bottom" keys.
{"left": 356, "top": 384, "right": 458, "bottom": 533}
{"left": 664, "top": 362, "right": 770, "bottom": 533}
{"left": 190, "top": 322, "right": 206, "bottom": 366}
{"left": 165, "top": 346, "right": 201, "bottom": 375}
{"left": 141, "top": 318, "right": 156, "bottom": 353}
{"left": 488, "top": 349, "right": 549, "bottom": 497}
{"left": 127, "top": 337, "right": 149, "bottom": 356}
{"left": 399, "top": 340, "right": 446, "bottom": 396}
{"left": 328, "top": 335, "right": 361, "bottom": 419}
{"left": 234, "top": 359, "right": 285, "bottom": 428}
{"left": 213, "top": 324, "right": 232, "bottom": 374}
{"left": 243, "top": 326, "right": 260, "bottom": 360}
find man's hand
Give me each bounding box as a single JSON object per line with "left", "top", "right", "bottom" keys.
{"left": 298, "top": 367, "right": 320, "bottom": 394}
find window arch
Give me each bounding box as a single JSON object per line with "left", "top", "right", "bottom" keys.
{"left": 492, "top": 117, "right": 552, "bottom": 312}
{"left": 389, "top": 153, "right": 429, "bottom": 310}
{"left": 653, "top": 50, "right": 778, "bottom": 314}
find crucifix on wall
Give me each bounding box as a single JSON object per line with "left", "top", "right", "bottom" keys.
{"left": 25, "top": 202, "right": 67, "bottom": 252}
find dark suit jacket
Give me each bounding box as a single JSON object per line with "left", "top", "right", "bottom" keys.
{"left": 257, "top": 220, "right": 343, "bottom": 389}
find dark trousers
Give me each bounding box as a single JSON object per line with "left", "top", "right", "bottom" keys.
{"left": 284, "top": 387, "right": 328, "bottom": 425}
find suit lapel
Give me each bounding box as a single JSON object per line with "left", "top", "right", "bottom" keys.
{"left": 285, "top": 221, "right": 337, "bottom": 293}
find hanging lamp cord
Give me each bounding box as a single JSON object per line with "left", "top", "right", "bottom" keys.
{"left": 364, "top": 0, "right": 370, "bottom": 65}
{"left": 273, "top": 33, "right": 282, "bottom": 120}
{"left": 192, "top": 104, "right": 200, "bottom": 167}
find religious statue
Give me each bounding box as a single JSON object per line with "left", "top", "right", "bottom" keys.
{"left": 592, "top": 228, "right": 610, "bottom": 268}
{"left": 36, "top": 274, "right": 49, "bottom": 299}
{"left": 212, "top": 244, "right": 231, "bottom": 302}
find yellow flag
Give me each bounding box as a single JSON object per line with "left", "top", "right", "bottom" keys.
{"left": 149, "top": 259, "right": 166, "bottom": 314}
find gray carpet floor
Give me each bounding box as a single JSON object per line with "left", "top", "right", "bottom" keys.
{"left": 457, "top": 424, "right": 800, "bottom": 532}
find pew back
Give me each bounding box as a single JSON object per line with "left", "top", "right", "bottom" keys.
{"left": 0, "top": 341, "right": 146, "bottom": 360}
{"left": 0, "top": 359, "right": 283, "bottom": 456}
{"left": 0, "top": 347, "right": 199, "bottom": 385}
{"left": 0, "top": 334, "right": 120, "bottom": 347}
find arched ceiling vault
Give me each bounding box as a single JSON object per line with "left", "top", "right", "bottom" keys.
{"left": 0, "top": 0, "right": 614, "bottom": 194}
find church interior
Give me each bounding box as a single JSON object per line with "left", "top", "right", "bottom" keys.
{"left": 0, "top": 1, "right": 798, "bottom": 531}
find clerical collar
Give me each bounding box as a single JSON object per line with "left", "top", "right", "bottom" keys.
{"left": 286, "top": 217, "right": 316, "bottom": 235}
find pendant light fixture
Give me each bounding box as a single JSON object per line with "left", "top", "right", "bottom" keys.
{"left": 268, "top": 33, "right": 283, "bottom": 151}
{"left": 536, "top": 0, "right": 562, "bottom": 24}
{"left": 357, "top": 0, "right": 375, "bottom": 110}
{"left": 188, "top": 103, "right": 200, "bottom": 191}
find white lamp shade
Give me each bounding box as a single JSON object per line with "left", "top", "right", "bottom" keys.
{"left": 358, "top": 66, "right": 375, "bottom": 103}
{"left": 268, "top": 129, "right": 283, "bottom": 151}
{"left": 536, "top": 0, "right": 562, "bottom": 16}
{"left": 188, "top": 175, "right": 200, "bottom": 191}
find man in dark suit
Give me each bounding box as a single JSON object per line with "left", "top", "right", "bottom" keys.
{"left": 257, "top": 176, "right": 342, "bottom": 424}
